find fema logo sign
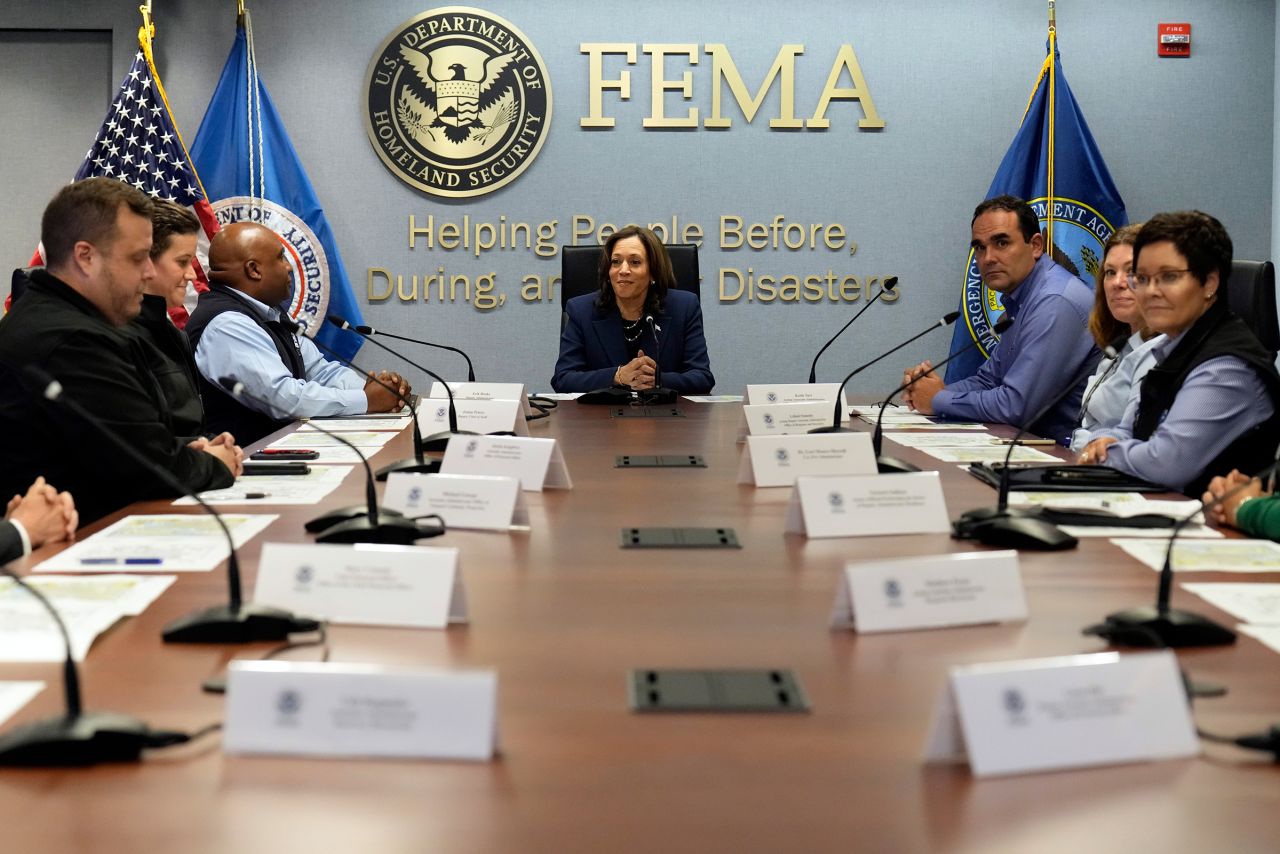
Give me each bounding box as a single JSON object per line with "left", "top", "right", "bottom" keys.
{"left": 828, "top": 492, "right": 843, "bottom": 508}
{"left": 277, "top": 690, "right": 302, "bottom": 716}
{"left": 364, "top": 6, "right": 553, "bottom": 197}
{"left": 436, "top": 407, "right": 448, "bottom": 418}
{"left": 775, "top": 448, "right": 789, "bottom": 463}
{"left": 763, "top": 414, "right": 774, "bottom": 427}
{"left": 465, "top": 439, "right": 480, "bottom": 455}
{"left": 1003, "top": 687, "right": 1028, "bottom": 725}
{"left": 884, "top": 579, "right": 901, "bottom": 601}
{"left": 959, "top": 197, "right": 1116, "bottom": 358}
{"left": 407, "top": 486, "right": 423, "bottom": 506}
{"left": 766, "top": 392, "right": 779, "bottom": 403}
{"left": 295, "top": 566, "right": 314, "bottom": 585}
{"left": 212, "top": 198, "right": 331, "bottom": 339}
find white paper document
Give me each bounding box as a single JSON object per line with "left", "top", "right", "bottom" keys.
{"left": 0, "top": 682, "right": 45, "bottom": 727}
{"left": 36, "top": 514, "right": 278, "bottom": 573}
{"left": 1061, "top": 525, "right": 1221, "bottom": 540}
{"left": 683, "top": 394, "right": 743, "bottom": 403}
{"left": 0, "top": 590, "right": 118, "bottom": 661}
{"left": 1182, "top": 583, "right": 1280, "bottom": 625}
{"left": 288, "top": 445, "right": 374, "bottom": 465}
{"left": 20, "top": 573, "right": 176, "bottom": 617}
{"left": 269, "top": 431, "right": 395, "bottom": 450}
{"left": 1111, "top": 538, "right": 1280, "bottom": 573}
{"left": 174, "top": 465, "right": 352, "bottom": 506}
{"left": 918, "top": 445, "right": 1060, "bottom": 464}
{"left": 1238, "top": 624, "right": 1280, "bottom": 655}
{"left": 299, "top": 417, "right": 411, "bottom": 432}
{"left": 887, "top": 433, "right": 999, "bottom": 448}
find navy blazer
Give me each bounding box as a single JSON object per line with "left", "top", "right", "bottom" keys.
{"left": 0, "top": 520, "right": 24, "bottom": 565}
{"left": 551, "top": 290, "right": 714, "bottom": 393}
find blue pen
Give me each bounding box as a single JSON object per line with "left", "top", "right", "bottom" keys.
{"left": 78, "top": 557, "right": 163, "bottom": 565}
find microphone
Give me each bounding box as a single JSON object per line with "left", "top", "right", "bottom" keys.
{"left": 1081, "top": 464, "right": 1278, "bottom": 648}
{"left": 807, "top": 276, "right": 898, "bottom": 382}
{"left": 868, "top": 315, "right": 1015, "bottom": 472}
{"left": 809, "top": 309, "right": 960, "bottom": 434}
{"left": 327, "top": 314, "right": 475, "bottom": 455}
{"left": 21, "top": 367, "right": 318, "bottom": 644}
{"left": 353, "top": 324, "right": 476, "bottom": 382}
{"left": 951, "top": 345, "right": 1112, "bottom": 550}
{"left": 221, "top": 377, "right": 441, "bottom": 545}
{"left": 643, "top": 314, "right": 675, "bottom": 403}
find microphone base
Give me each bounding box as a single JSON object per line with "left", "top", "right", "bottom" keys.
{"left": 373, "top": 458, "right": 442, "bottom": 482}
{"left": 952, "top": 507, "right": 1078, "bottom": 551}
{"left": 162, "top": 603, "right": 321, "bottom": 644}
{"left": 0, "top": 711, "right": 151, "bottom": 766}
{"left": 876, "top": 455, "right": 921, "bottom": 474}
{"left": 807, "top": 425, "right": 853, "bottom": 434}
{"left": 1084, "top": 606, "right": 1237, "bottom": 648}
{"left": 422, "top": 430, "right": 478, "bottom": 453}
{"left": 305, "top": 503, "right": 406, "bottom": 531}
{"left": 314, "top": 512, "right": 445, "bottom": 545}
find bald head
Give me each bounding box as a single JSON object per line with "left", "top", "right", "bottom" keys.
{"left": 207, "top": 222, "right": 292, "bottom": 306}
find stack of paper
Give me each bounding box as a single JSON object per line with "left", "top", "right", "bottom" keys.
{"left": 35, "top": 514, "right": 277, "bottom": 573}
{"left": 0, "top": 575, "right": 175, "bottom": 661}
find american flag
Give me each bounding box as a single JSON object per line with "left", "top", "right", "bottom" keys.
{"left": 27, "top": 28, "right": 217, "bottom": 324}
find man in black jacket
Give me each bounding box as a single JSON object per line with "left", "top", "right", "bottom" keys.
{"left": 0, "top": 178, "right": 241, "bottom": 525}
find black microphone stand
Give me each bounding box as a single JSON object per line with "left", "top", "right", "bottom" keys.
{"left": 807, "top": 277, "right": 898, "bottom": 383}
{"left": 354, "top": 324, "right": 476, "bottom": 382}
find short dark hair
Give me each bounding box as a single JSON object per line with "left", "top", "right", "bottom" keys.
{"left": 972, "top": 195, "right": 1040, "bottom": 243}
{"left": 149, "top": 199, "right": 200, "bottom": 258}
{"left": 1133, "top": 210, "right": 1233, "bottom": 290}
{"left": 1088, "top": 223, "right": 1145, "bottom": 349}
{"left": 41, "top": 177, "right": 153, "bottom": 267}
{"left": 594, "top": 225, "right": 673, "bottom": 317}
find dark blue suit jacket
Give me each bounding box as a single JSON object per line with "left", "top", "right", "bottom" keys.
{"left": 551, "top": 290, "right": 714, "bottom": 393}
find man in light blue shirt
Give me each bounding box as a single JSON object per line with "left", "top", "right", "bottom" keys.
{"left": 187, "top": 223, "right": 409, "bottom": 444}
{"left": 901, "top": 196, "right": 1099, "bottom": 444}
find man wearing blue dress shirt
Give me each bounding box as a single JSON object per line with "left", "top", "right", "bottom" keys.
{"left": 901, "top": 195, "right": 1099, "bottom": 444}
{"left": 187, "top": 223, "right": 409, "bottom": 444}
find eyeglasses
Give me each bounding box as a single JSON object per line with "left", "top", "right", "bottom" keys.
{"left": 1129, "top": 269, "right": 1192, "bottom": 291}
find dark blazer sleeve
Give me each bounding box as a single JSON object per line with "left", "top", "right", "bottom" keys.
{"left": 551, "top": 296, "right": 621, "bottom": 392}
{"left": 0, "top": 520, "right": 23, "bottom": 564}
{"left": 655, "top": 291, "right": 715, "bottom": 394}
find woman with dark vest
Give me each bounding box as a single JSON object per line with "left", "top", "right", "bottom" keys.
{"left": 1077, "top": 211, "right": 1280, "bottom": 496}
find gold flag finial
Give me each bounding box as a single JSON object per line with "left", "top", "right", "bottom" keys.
{"left": 1048, "top": 0, "right": 1056, "bottom": 34}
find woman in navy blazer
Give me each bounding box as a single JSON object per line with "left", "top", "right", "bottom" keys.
{"left": 551, "top": 225, "right": 714, "bottom": 393}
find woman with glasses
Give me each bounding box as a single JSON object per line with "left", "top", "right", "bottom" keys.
{"left": 1068, "top": 222, "right": 1165, "bottom": 452}
{"left": 1076, "top": 211, "right": 1280, "bottom": 495}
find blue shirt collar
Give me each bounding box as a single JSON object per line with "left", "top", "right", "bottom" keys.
{"left": 999, "top": 254, "right": 1054, "bottom": 316}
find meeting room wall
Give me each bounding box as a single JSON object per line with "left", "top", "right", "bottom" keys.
{"left": 1, "top": 0, "right": 1274, "bottom": 395}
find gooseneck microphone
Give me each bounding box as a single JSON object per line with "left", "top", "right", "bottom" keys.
{"left": 354, "top": 324, "right": 476, "bottom": 382}
{"left": 868, "top": 316, "right": 1015, "bottom": 473}
{"left": 327, "top": 314, "right": 474, "bottom": 454}
{"left": 310, "top": 329, "right": 437, "bottom": 480}
{"left": 222, "top": 378, "right": 441, "bottom": 545}
{"left": 644, "top": 314, "right": 670, "bottom": 396}
{"left": 951, "top": 346, "right": 1112, "bottom": 551}
{"left": 809, "top": 309, "right": 959, "bottom": 435}
{"left": 21, "top": 367, "right": 318, "bottom": 644}
{"left": 1082, "top": 464, "right": 1278, "bottom": 648}
{"left": 807, "top": 276, "right": 898, "bottom": 383}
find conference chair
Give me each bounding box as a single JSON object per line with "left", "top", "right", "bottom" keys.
{"left": 1229, "top": 259, "right": 1280, "bottom": 354}
{"left": 559, "top": 244, "right": 701, "bottom": 328}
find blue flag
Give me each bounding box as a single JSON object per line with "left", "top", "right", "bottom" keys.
{"left": 190, "top": 19, "right": 364, "bottom": 362}
{"left": 944, "top": 36, "right": 1126, "bottom": 383}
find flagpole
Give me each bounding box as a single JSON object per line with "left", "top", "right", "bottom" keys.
{"left": 1046, "top": 1, "right": 1057, "bottom": 251}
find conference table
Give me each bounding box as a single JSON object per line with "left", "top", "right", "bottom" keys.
{"left": 1, "top": 400, "right": 1277, "bottom": 853}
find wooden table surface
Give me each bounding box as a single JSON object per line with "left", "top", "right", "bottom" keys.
{"left": 1, "top": 401, "right": 1277, "bottom": 854}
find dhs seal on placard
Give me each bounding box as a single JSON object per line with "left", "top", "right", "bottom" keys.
{"left": 364, "top": 6, "right": 552, "bottom": 197}
{"left": 211, "top": 197, "right": 331, "bottom": 339}
{"left": 959, "top": 197, "right": 1116, "bottom": 358}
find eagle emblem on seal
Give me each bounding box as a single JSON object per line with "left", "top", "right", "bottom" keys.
{"left": 396, "top": 45, "right": 519, "bottom": 147}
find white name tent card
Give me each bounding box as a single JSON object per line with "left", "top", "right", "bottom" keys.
{"left": 254, "top": 542, "right": 466, "bottom": 628}
{"left": 419, "top": 398, "right": 529, "bottom": 437}
{"left": 786, "top": 472, "right": 949, "bottom": 538}
{"left": 739, "top": 401, "right": 839, "bottom": 441}
{"left": 224, "top": 661, "right": 497, "bottom": 761}
{"left": 923, "top": 650, "right": 1198, "bottom": 778}
{"left": 382, "top": 472, "right": 528, "bottom": 531}
{"left": 737, "top": 433, "right": 875, "bottom": 488}
{"left": 441, "top": 435, "right": 571, "bottom": 491}
{"left": 830, "top": 551, "right": 1027, "bottom": 633}
{"left": 429, "top": 381, "right": 532, "bottom": 416}
{"left": 745, "top": 383, "right": 846, "bottom": 407}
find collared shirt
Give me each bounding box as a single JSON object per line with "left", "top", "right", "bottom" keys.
{"left": 9, "top": 519, "right": 30, "bottom": 557}
{"left": 1068, "top": 331, "right": 1166, "bottom": 452}
{"left": 932, "top": 255, "right": 1098, "bottom": 444}
{"left": 1095, "top": 329, "right": 1274, "bottom": 492}
{"left": 192, "top": 286, "right": 367, "bottom": 420}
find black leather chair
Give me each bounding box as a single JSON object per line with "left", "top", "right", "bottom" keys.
{"left": 1229, "top": 259, "right": 1279, "bottom": 354}
{"left": 559, "top": 243, "right": 701, "bottom": 309}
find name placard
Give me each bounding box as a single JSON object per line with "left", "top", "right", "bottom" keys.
{"left": 737, "top": 433, "right": 875, "bottom": 488}
{"left": 785, "top": 472, "right": 950, "bottom": 537}
{"left": 254, "top": 542, "right": 466, "bottom": 628}
{"left": 740, "top": 401, "right": 840, "bottom": 440}
{"left": 224, "top": 661, "right": 497, "bottom": 761}
{"left": 830, "top": 550, "right": 1026, "bottom": 632}
{"left": 923, "top": 650, "right": 1198, "bottom": 777}
{"left": 441, "top": 435, "right": 572, "bottom": 491}
{"left": 418, "top": 399, "right": 529, "bottom": 437}
{"left": 382, "top": 472, "right": 527, "bottom": 531}
{"left": 745, "top": 383, "right": 846, "bottom": 407}
{"left": 429, "top": 381, "right": 532, "bottom": 416}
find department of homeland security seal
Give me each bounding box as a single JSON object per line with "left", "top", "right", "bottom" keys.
{"left": 960, "top": 197, "right": 1116, "bottom": 358}
{"left": 211, "top": 197, "right": 331, "bottom": 339}
{"left": 364, "top": 6, "right": 552, "bottom": 198}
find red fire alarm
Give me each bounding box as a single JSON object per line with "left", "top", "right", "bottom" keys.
{"left": 1158, "top": 23, "right": 1191, "bottom": 58}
